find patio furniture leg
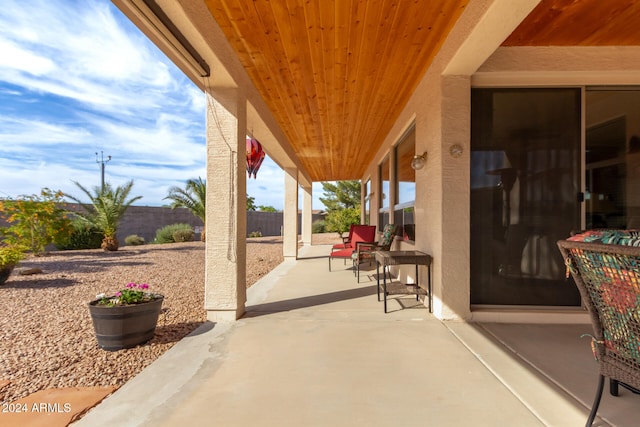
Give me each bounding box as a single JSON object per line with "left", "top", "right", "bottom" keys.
{"left": 611, "top": 379, "right": 640, "bottom": 396}
{"left": 610, "top": 379, "right": 619, "bottom": 397}
{"left": 415, "top": 264, "right": 419, "bottom": 301}
{"left": 428, "top": 264, "right": 432, "bottom": 313}
{"left": 376, "top": 261, "right": 381, "bottom": 301}
{"left": 586, "top": 375, "right": 605, "bottom": 427}
{"left": 383, "top": 262, "right": 388, "bottom": 313}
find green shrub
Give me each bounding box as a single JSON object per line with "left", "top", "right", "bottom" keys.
{"left": 312, "top": 219, "right": 326, "bottom": 233}
{"left": 56, "top": 220, "right": 104, "bottom": 250}
{"left": 154, "top": 223, "right": 194, "bottom": 244}
{"left": 172, "top": 229, "right": 194, "bottom": 242}
{"left": 124, "top": 234, "right": 145, "bottom": 246}
{"left": 0, "top": 243, "right": 25, "bottom": 269}
{"left": 248, "top": 231, "right": 262, "bottom": 238}
{"left": 325, "top": 208, "right": 360, "bottom": 236}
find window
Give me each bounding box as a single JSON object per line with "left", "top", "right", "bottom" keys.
{"left": 379, "top": 157, "right": 390, "bottom": 227}
{"left": 394, "top": 125, "right": 416, "bottom": 240}
{"left": 395, "top": 126, "right": 416, "bottom": 204}
{"left": 364, "top": 179, "right": 371, "bottom": 225}
{"left": 380, "top": 158, "right": 390, "bottom": 209}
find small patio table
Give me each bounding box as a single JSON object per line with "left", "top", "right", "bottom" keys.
{"left": 374, "top": 250, "right": 432, "bottom": 313}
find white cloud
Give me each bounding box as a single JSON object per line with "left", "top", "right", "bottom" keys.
{"left": 0, "top": 39, "right": 55, "bottom": 75}
{"left": 0, "top": 116, "right": 91, "bottom": 147}
{"left": 187, "top": 86, "right": 206, "bottom": 114}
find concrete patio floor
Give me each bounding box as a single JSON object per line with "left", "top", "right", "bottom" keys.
{"left": 73, "top": 244, "right": 640, "bottom": 427}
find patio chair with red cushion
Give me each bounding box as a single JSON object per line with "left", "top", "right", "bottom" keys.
{"left": 331, "top": 224, "right": 356, "bottom": 252}
{"left": 352, "top": 223, "right": 397, "bottom": 282}
{"left": 329, "top": 225, "right": 376, "bottom": 271}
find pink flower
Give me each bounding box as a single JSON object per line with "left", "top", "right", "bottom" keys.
{"left": 126, "top": 282, "right": 136, "bottom": 288}
{"left": 139, "top": 283, "right": 149, "bottom": 289}
{"left": 115, "top": 291, "right": 122, "bottom": 297}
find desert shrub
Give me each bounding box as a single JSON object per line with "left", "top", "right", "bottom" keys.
{"left": 0, "top": 189, "right": 72, "bottom": 255}
{"left": 124, "top": 234, "right": 145, "bottom": 246}
{"left": 0, "top": 243, "right": 25, "bottom": 269}
{"left": 312, "top": 219, "right": 326, "bottom": 233}
{"left": 248, "top": 231, "right": 262, "bottom": 238}
{"left": 154, "top": 223, "right": 194, "bottom": 244}
{"left": 172, "top": 229, "right": 194, "bottom": 242}
{"left": 57, "top": 220, "right": 104, "bottom": 250}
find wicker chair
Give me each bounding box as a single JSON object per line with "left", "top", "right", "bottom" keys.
{"left": 557, "top": 238, "right": 640, "bottom": 426}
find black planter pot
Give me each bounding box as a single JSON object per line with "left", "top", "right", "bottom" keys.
{"left": 0, "top": 264, "right": 15, "bottom": 285}
{"left": 88, "top": 296, "right": 164, "bottom": 351}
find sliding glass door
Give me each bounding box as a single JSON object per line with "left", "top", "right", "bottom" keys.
{"left": 470, "top": 88, "right": 582, "bottom": 306}
{"left": 585, "top": 89, "right": 640, "bottom": 231}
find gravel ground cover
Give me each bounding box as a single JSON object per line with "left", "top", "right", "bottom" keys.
{"left": 0, "top": 233, "right": 340, "bottom": 403}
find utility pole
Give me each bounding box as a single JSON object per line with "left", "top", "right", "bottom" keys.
{"left": 96, "top": 151, "right": 111, "bottom": 192}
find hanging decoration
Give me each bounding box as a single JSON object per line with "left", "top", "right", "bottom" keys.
{"left": 246, "top": 137, "right": 265, "bottom": 179}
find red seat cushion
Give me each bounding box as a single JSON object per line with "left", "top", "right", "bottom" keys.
{"left": 332, "top": 242, "right": 352, "bottom": 250}
{"left": 330, "top": 248, "right": 354, "bottom": 258}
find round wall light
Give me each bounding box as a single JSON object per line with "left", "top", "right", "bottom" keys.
{"left": 411, "top": 151, "right": 428, "bottom": 170}
{"left": 449, "top": 144, "right": 463, "bottom": 158}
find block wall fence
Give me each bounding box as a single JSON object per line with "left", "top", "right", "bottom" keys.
{"left": 0, "top": 205, "right": 324, "bottom": 244}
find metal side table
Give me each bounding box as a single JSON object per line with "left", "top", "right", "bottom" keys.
{"left": 374, "top": 250, "right": 432, "bottom": 313}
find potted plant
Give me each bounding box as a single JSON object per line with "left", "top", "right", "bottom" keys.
{"left": 0, "top": 243, "right": 24, "bottom": 285}
{"left": 88, "top": 282, "right": 164, "bottom": 351}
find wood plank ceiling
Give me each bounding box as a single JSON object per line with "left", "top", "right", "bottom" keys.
{"left": 205, "top": 0, "right": 468, "bottom": 181}
{"left": 503, "top": 0, "right": 640, "bottom": 46}
{"left": 203, "top": 0, "right": 640, "bottom": 182}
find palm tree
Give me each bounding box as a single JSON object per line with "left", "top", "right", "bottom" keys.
{"left": 66, "top": 180, "right": 142, "bottom": 251}
{"left": 164, "top": 177, "right": 206, "bottom": 241}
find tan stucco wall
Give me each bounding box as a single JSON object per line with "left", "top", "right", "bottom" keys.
{"left": 370, "top": 74, "right": 472, "bottom": 320}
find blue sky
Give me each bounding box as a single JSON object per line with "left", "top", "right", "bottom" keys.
{"left": 0, "top": 0, "right": 326, "bottom": 210}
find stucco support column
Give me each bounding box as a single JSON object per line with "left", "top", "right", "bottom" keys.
{"left": 283, "top": 168, "right": 299, "bottom": 258}
{"left": 436, "top": 75, "right": 471, "bottom": 320}
{"left": 204, "top": 91, "right": 247, "bottom": 322}
{"left": 301, "top": 185, "right": 312, "bottom": 246}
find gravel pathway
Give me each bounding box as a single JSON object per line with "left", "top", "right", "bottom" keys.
{"left": 0, "top": 234, "right": 340, "bottom": 403}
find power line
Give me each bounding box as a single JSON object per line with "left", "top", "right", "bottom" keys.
{"left": 96, "top": 151, "right": 111, "bottom": 191}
